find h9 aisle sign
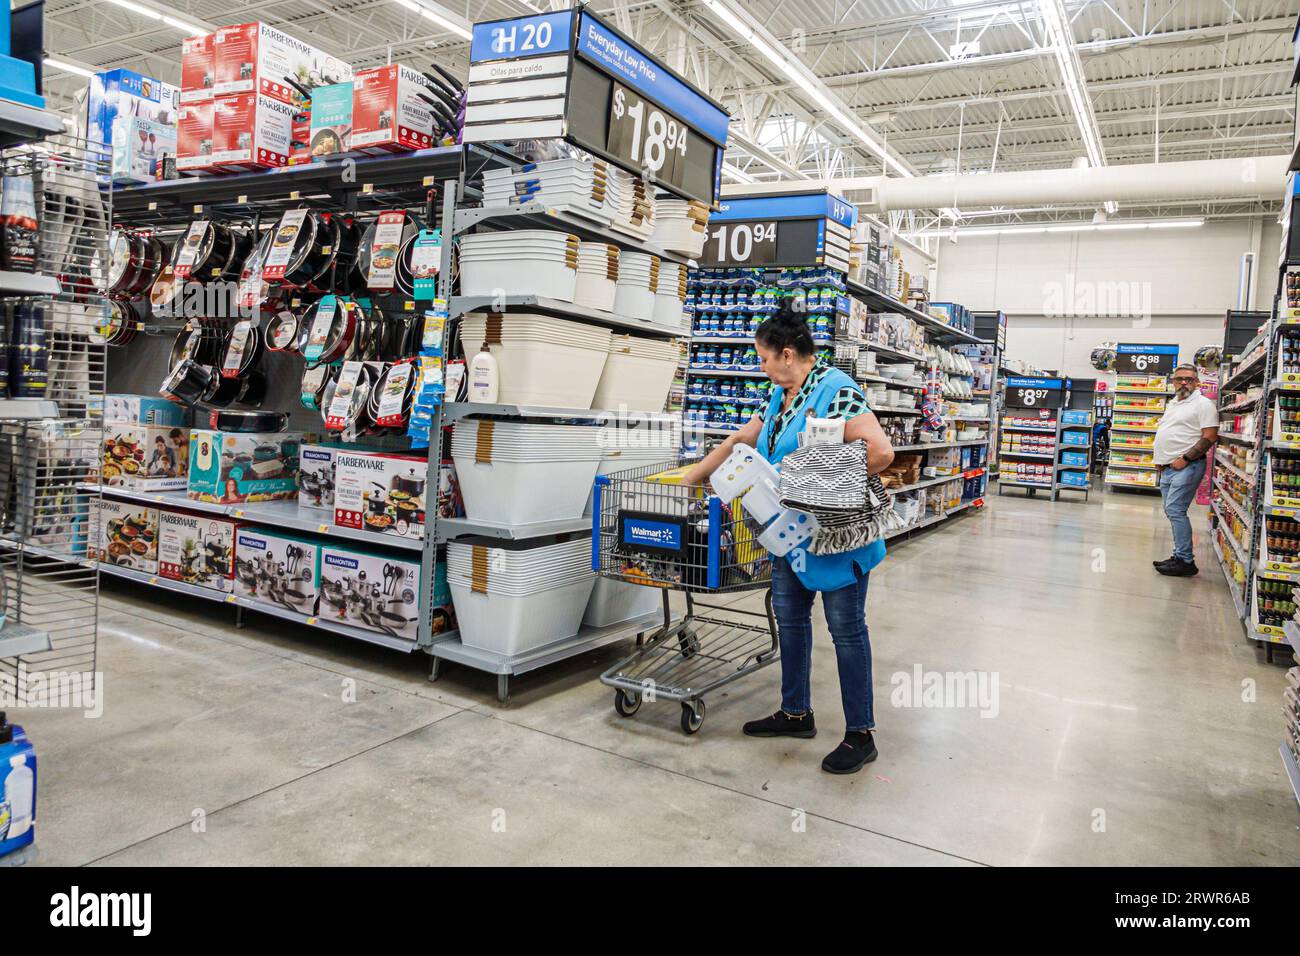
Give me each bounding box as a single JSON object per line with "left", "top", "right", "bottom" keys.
{"left": 464, "top": 9, "right": 730, "bottom": 205}
{"left": 1115, "top": 343, "right": 1179, "bottom": 375}
{"left": 701, "top": 192, "right": 857, "bottom": 269}
{"left": 1005, "top": 376, "right": 1066, "bottom": 409}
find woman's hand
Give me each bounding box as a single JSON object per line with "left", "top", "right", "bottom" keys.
{"left": 682, "top": 415, "right": 763, "bottom": 485}
{"left": 845, "top": 412, "right": 895, "bottom": 475}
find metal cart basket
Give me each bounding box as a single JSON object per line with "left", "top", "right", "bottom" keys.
{"left": 592, "top": 460, "right": 777, "bottom": 734}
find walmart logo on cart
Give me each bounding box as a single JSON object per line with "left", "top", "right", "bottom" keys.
{"left": 625, "top": 520, "right": 680, "bottom": 549}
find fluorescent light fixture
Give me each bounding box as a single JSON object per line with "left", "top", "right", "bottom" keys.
{"left": 107, "top": 0, "right": 162, "bottom": 19}
{"left": 104, "top": 0, "right": 208, "bottom": 35}
{"left": 393, "top": 0, "right": 473, "bottom": 41}
{"left": 1038, "top": 0, "right": 1106, "bottom": 172}
{"left": 163, "top": 15, "right": 206, "bottom": 35}
{"left": 701, "top": 0, "right": 912, "bottom": 178}
{"left": 902, "top": 218, "right": 1203, "bottom": 239}
{"left": 43, "top": 58, "right": 94, "bottom": 78}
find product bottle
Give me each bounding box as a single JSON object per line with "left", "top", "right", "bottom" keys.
{"left": 5, "top": 753, "right": 32, "bottom": 839}
{"left": 10, "top": 303, "right": 47, "bottom": 397}
{"left": 467, "top": 349, "right": 499, "bottom": 404}
{"left": 0, "top": 172, "right": 39, "bottom": 273}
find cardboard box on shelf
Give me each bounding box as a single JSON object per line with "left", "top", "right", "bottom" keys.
{"left": 212, "top": 21, "right": 352, "bottom": 106}
{"left": 318, "top": 544, "right": 448, "bottom": 643}
{"left": 210, "top": 92, "right": 295, "bottom": 170}
{"left": 109, "top": 115, "right": 175, "bottom": 185}
{"left": 101, "top": 424, "right": 190, "bottom": 490}
{"left": 188, "top": 430, "right": 305, "bottom": 504}
{"left": 334, "top": 451, "right": 427, "bottom": 541}
{"left": 89, "top": 498, "right": 159, "bottom": 573}
{"left": 86, "top": 68, "right": 180, "bottom": 183}
{"left": 350, "top": 64, "right": 439, "bottom": 154}
{"left": 233, "top": 527, "right": 322, "bottom": 616}
{"left": 303, "top": 81, "right": 352, "bottom": 162}
{"left": 298, "top": 444, "right": 338, "bottom": 510}
{"left": 181, "top": 34, "right": 215, "bottom": 103}
{"left": 106, "top": 395, "right": 187, "bottom": 426}
{"left": 176, "top": 101, "right": 215, "bottom": 172}
{"left": 158, "top": 509, "right": 238, "bottom": 592}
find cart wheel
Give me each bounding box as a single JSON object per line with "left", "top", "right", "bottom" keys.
{"left": 614, "top": 688, "right": 641, "bottom": 717}
{"left": 680, "top": 700, "right": 705, "bottom": 735}
{"left": 678, "top": 628, "right": 700, "bottom": 659}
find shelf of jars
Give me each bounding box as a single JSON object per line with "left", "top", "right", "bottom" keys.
{"left": 1104, "top": 373, "right": 1169, "bottom": 491}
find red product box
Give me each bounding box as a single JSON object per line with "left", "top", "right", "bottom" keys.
{"left": 350, "top": 64, "right": 437, "bottom": 154}
{"left": 176, "top": 101, "right": 215, "bottom": 172}
{"left": 211, "top": 92, "right": 295, "bottom": 170}
{"left": 180, "top": 34, "right": 214, "bottom": 104}
{"left": 212, "top": 21, "right": 352, "bottom": 107}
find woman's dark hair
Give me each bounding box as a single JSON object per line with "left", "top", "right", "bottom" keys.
{"left": 754, "top": 300, "right": 816, "bottom": 357}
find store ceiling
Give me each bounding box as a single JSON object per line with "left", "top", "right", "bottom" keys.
{"left": 39, "top": 0, "right": 1299, "bottom": 222}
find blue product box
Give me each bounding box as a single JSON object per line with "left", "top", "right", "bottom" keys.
{"left": 188, "top": 429, "right": 304, "bottom": 504}
{"left": 1059, "top": 469, "right": 1090, "bottom": 488}
{"left": 86, "top": 69, "right": 179, "bottom": 181}
{"left": 1061, "top": 430, "right": 1090, "bottom": 447}
{"left": 1060, "top": 409, "right": 1093, "bottom": 426}
{"left": 106, "top": 393, "right": 187, "bottom": 426}
{"left": 0, "top": 716, "right": 36, "bottom": 858}
{"left": 308, "top": 81, "right": 353, "bottom": 158}
{"left": 1060, "top": 450, "right": 1089, "bottom": 467}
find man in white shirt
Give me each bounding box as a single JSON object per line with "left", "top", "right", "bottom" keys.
{"left": 1151, "top": 364, "right": 1219, "bottom": 576}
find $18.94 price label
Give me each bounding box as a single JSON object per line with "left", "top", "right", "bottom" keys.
{"left": 608, "top": 83, "right": 687, "bottom": 184}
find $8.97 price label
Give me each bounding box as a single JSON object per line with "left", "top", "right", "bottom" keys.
{"left": 609, "top": 83, "right": 687, "bottom": 181}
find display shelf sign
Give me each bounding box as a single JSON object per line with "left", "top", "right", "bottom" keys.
{"left": 1115, "top": 343, "right": 1179, "bottom": 375}
{"left": 701, "top": 191, "right": 856, "bottom": 269}
{"left": 464, "top": 9, "right": 730, "bottom": 205}
{"left": 1005, "top": 376, "right": 1065, "bottom": 409}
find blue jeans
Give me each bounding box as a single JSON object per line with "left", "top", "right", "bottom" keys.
{"left": 1157, "top": 458, "right": 1207, "bottom": 562}
{"left": 770, "top": 556, "right": 874, "bottom": 731}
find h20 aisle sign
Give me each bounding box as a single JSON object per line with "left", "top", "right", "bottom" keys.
{"left": 464, "top": 9, "right": 730, "bottom": 205}
{"left": 1005, "top": 376, "right": 1065, "bottom": 409}
{"left": 701, "top": 192, "right": 857, "bottom": 268}
{"left": 1115, "top": 343, "right": 1179, "bottom": 375}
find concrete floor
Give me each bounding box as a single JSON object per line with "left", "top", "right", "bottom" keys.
{"left": 16, "top": 490, "right": 1299, "bottom": 866}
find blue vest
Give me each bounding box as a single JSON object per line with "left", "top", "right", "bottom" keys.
{"left": 757, "top": 366, "right": 886, "bottom": 590}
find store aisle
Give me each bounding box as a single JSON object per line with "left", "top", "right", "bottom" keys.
{"left": 22, "top": 494, "right": 1296, "bottom": 866}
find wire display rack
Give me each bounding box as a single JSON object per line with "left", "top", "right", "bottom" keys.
{"left": 0, "top": 132, "right": 108, "bottom": 698}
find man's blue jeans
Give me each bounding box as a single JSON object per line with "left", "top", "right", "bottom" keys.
{"left": 770, "top": 556, "right": 874, "bottom": 731}
{"left": 1157, "top": 458, "right": 1207, "bottom": 562}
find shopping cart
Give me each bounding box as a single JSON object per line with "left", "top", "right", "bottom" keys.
{"left": 592, "top": 460, "right": 777, "bottom": 734}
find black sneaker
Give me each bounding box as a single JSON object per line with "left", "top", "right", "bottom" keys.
{"left": 742, "top": 710, "right": 817, "bottom": 738}
{"left": 822, "top": 730, "right": 878, "bottom": 774}
{"left": 1152, "top": 555, "right": 1179, "bottom": 569}
{"left": 1157, "top": 559, "right": 1198, "bottom": 577}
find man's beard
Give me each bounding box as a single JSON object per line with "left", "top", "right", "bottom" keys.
{"left": 1175, "top": 384, "right": 1196, "bottom": 398}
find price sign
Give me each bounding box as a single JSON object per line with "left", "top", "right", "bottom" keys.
{"left": 700, "top": 192, "right": 856, "bottom": 268}
{"left": 1006, "top": 376, "right": 1065, "bottom": 409}
{"left": 703, "top": 221, "right": 778, "bottom": 266}
{"left": 1116, "top": 343, "right": 1179, "bottom": 375}
{"left": 608, "top": 83, "right": 689, "bottom": 186}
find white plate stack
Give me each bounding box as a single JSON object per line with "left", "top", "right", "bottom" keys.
{"left": 591, "top": 334, "right": 680, "bottom": 414}
{"left": 606, "top": 167, "right": 656, "bottom": 240}
{"left": 451, "top": 420, "right": 604, "bottom": 524}
{"left": 480, "top": 159, "right": 613, "bottom": 224}
{"left": 447, "top": 537, "right": 596, "bottom": 656}
{"left": 651, "top": 196, "right": 710, "bottom": 258}
{"left": 651, "top": 260, "right": 689, "bottom": 328}
{"left": 613, "top": 251, "right": 660, "bottom": 322}
{"left": 459, "top": 230, "right": 580, "bottom": 302}
{"left": 460, "top": 312, "right": 612, "bottom": 408}
{"left": 574, "top": 241, "right": 619, "bottom": 312}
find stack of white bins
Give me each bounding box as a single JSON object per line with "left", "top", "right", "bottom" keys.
{"left": 459, "top": 313, "right": 611, "bottom": 408}
{"left": 607, "top": 167, "right": 655, "bottom": 240}
{"left": 479, "top": 158, "right": 612, "bottom": 224}
{"left": 652, "top": 261, "right": 689, "bottom": 328}
{"left": 651, "top": 196, "right": 710, "bottom": 258}
{"left": 447, "top": 537, "right": 596, "bottom": 655}
{"left": 613, "top": 251, "right": 660, "bottom": 321}
{"left": 459, "top": 231, "right": 580, "bottom": 301}
{"left": 574, "top": 241, "right": 619, "bottom": 311}
{"left": 451, "top": 420, "right": 604, "bottom": 524}
{"left": 591, "top": 334, "right": 680, "bottom": 413}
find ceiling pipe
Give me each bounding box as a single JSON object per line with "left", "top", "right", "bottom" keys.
{"left": 720, "top": 154, "right": 1290, "bottom": 212}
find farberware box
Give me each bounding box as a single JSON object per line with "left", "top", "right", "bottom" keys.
{"left": 334, "top": 451, "right": 427, "bottom": 541}
{"left": 181, "top": 34, "right": 215, "bottom": 103}
{"left": 158, "top": 509, "right": 238, "bottom": 592}
{"left": 233, "top": 528, "right": 322, "bottom": 616}
{"left": 89, "top": 497, "right": 159, "bottom": 573}
{"left": 176, "top": 101, "right": 215, "bottom": 172}
{"left": 350, "top": 64, "right": 438, "bottom": 154}
{"left": 188, "top": 429, "right": 305, "bottom": 504}
{"left": 210, "top": 92, "right": 295, "bottom": 170}
{"left": 212, "top": 21, "right": 352, "bottom": 105}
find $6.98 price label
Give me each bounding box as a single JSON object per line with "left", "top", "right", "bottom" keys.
{"left": 610, "top": 84, "right": 687, "bottom": 176}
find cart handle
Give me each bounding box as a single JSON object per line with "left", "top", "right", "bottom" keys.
{"left": 592, "top": 475, "right": 609, "bottom": 571}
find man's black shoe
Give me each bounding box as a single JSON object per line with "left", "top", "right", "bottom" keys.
{"left": 1153, "top": 555, "right": 1180, "bottom": 569}
{"left": 742, "top": 710, "right": 817, "bottom": 738}
{"left": 1157, "top": 559, "right": 1198, "bottom": 577}
{"left": 821, "top": 730, "right": 878, "bottom": 774}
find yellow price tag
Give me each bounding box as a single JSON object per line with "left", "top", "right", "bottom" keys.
{"left": 148, "top": 201, "right": 157, "bottom": 211}
{"left": 226, "top": 594, "right": 236, "bottom": 603}
{"left": 404, "top": 300, "right": 415, "bottom": 311}
{"left": 289, "top": 190, "right": 300, "bottom": 200}
{"left": 233, "top": 510, "right": 245, "bottom": 518}
{"left": 307, "top": 617, "right": 317, "bottom": 625}
{"left": 362, "top": 183, "right": 373, "bottom": 194}
{"left": 317, "top": 524, "right": 328, "bottom": 533}
{"left": 422, "top": 175, "right": 435, "bottom": 187}
{"left": 237, "top": 194, "right": 248, "bottom": 205}
{"left": 193, "top": 204, "right": 203, "bottom": 214}
{"left": 149, "top": 576, "right": 158, "bottom": 585}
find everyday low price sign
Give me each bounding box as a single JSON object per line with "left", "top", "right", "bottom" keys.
{"left": 1115, "top": 343, "right": 1179, "bottom": 375}
{"left": 1005, "top": 376, "right": 1065, "bottom": 409}
{"left": 700, "top": 192, "right": 857, "bottom": 268}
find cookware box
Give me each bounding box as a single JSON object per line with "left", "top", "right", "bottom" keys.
{"left": 107, "top": 394, "right": 187, "bottom": 426}
{"left": 234, "top": 528, "right": 322, "bottom": 616}
{"left": 101, "top": 424, "right": 191, "bottom": 491}
{"left": 351, "top": 64, "right": 439, "bottom": 154}
{"left": 89, "top": 498, "right": 160, "bottom": 574}
{"left": 188, "top": 429, "right": 307, "bottom": 504}
{"left": 180, "top": 33, "right": 214, "bottom": 104}
{"left": 333, "top": 451, "right": 427, "bottom": 541}
{"left": 212, "top": 21, "right": 353, "bottom": 106}
{"left": 318, "top": 544, "right": 453, "bottom": 643}
{"left": 158, "top": 509, "right": 239, "bottom": 592}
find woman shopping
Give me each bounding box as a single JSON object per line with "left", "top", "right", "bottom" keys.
{"left": 685, "top": 305, "right": 895, "bottom": 775}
